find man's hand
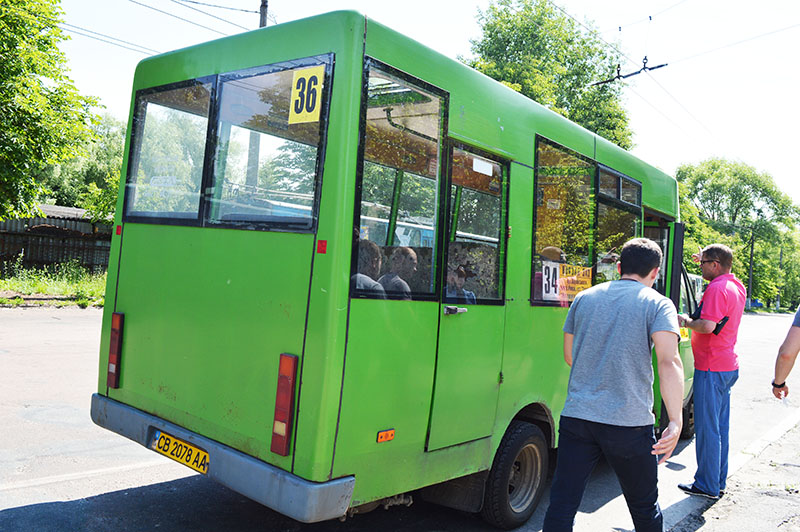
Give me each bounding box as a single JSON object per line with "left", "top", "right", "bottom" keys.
{"left": 678, "top": 314, "right": 690, "bottom": 328}
{"left": 772, "top": 384, "right": 789, "bottom": 400}
{"left": 652, "top": 421, "right": 681, "bottom": 464}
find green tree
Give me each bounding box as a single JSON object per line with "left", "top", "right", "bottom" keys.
{"left": 466, "top": 0, "right": 633, "bottom": 149}
{"left": 38, "top": 114, "right": 126, "bottom": 209}
{"left": 0, "top": 0, "right": 97, "bottom": 220}
{"left": 677, "top": 157, "right": 800, "bottom": 308}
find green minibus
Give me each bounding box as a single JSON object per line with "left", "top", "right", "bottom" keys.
{"left": 91, "top": 10, "right": 697, "bottom": 529}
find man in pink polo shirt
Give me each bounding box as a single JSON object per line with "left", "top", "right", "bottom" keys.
{"left": 677, "top": 244, "right": 746, "bottom": 499}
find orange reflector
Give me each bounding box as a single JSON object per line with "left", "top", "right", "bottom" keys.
{"left": 107, "top": 312, "right": 124, "bottom": 389}
{"left": 271, "top": 353, "right": 298, "bottom": 456}
{"left": 377, "top": 429, "right": 395, "bottom": 443}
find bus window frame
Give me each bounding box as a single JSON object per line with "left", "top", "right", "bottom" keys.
{"left": 350, "top": 57, "right": 449, "bottom": 302}
{"left": 595, "top": 165, "right": 643, "bottom": 277}
{"left": 123, "top": 76, "right": 216, "bottom": 228}
{"left": 530, "top": 135, "right": 597, "bottom": 307}
{"left": 443, "top": 140, "right": 509, "bottom": 306}
{"left": 122, "top": 54, "right": 335, "bottom": 234}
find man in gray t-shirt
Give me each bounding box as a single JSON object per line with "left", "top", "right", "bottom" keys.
{"left": 543, "top": 238, "right": 684, "bottom": 532}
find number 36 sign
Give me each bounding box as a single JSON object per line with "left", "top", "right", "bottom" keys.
{"left": 289, "top": 65, "right": 325, "bottom": 125}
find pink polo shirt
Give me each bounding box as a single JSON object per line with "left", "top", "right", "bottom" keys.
{"left": 691, "top": 273, "right": 746, "bottom": 371}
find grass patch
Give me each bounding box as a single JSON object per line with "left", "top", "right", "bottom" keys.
{"left": 0, "top": 255, "right": 105, "bottom": 307}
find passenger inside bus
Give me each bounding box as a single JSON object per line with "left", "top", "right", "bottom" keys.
{"left": 352, "top": 239, "right": 386, "bottom": 298}
{"left": 378, "top": 247, "right": 417, "bottom": 300}
{"left": 446, "top": 265, "right": 477, "bottom": 304}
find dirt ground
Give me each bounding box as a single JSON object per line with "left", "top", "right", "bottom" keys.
{"left": 0, "top": 290, "right": 81, "bottom": 306}
{"left": 670, "top": 422, "right": 800, "bottom": 531}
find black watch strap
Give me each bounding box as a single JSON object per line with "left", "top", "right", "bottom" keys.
{"left": 772, "top": 380, "right": 786, "bottom": 388}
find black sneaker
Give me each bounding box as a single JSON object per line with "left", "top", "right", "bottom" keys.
{"left": 678, "top": 483, "right": 719, "bottom": 499}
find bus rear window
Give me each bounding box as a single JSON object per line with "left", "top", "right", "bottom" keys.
{"left": 123, "top": 56, "right": 331, "bottom": 231}
{"left": 125, "top": 81, "right": 212, "bottom": 219}
{"left": 209, "top": 65, "right": 325, "bottom": 228}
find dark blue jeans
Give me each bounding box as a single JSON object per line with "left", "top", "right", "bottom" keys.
{"left": 543, "top": 416, "right": 663, "bottom": 532}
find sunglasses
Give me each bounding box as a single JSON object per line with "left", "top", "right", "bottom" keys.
{"left": 700, "top": 259, "right": 718, "bottom": 265}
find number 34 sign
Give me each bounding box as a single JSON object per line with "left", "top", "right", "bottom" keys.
{"left": 289, "top": 65, "right": 325, "bottom": 125}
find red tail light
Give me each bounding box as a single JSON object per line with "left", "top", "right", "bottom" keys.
{"left": 107, "top": 312, "right": 124, "bottom": 389}
{"left": 271, "top": 353, "right": 298, "bottom": 456}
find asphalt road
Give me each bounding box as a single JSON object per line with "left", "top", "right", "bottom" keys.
{"left": 0, "top": 308, "right": 797, "bottom": 531}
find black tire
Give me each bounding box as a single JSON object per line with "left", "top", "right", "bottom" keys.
{"left": 481, "top": 421, "right": 548, "bottom": 529}
{"left": 680, "top": 393, "right": 695, "bottom": 440}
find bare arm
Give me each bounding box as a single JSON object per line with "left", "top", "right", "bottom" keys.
{"left": 773, "top": 326, "right": 800, "bottom": 399}
{"left": 677, "top": 314, "right": 716, "bottom": 334}
{"left": 563, "top": 332, "right": 573, "bottom": 367}
{"left": 651, "top": 330, "right": 684, "bottom": 464}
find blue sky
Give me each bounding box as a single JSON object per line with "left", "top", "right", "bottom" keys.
{"left": 58, "top": 0, "right": 800, "bottom": 205}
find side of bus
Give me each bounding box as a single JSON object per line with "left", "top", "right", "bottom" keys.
{"left": 91, "top": 11, "right": 695, "bottom": 529}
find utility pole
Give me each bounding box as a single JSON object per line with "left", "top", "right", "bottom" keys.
{"left": 246, "top": 1, "right": 269, "bottom": 189}
{"left": 259, "top": 1, "right": 268, "bottom": 28}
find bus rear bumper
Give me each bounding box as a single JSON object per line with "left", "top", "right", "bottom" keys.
{"left": 90, "top": 393, "right": 354, "bottom": 523}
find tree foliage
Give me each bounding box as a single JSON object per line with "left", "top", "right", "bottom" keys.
{"left": 677, "top": 158, "right": 800, "bottom": 309}
{"left": 466, "top": 0, "right": 633, "bottom": 149}
{"left": 37, "top": 114, "right": 125, "bottom": 211}
{"left": 0, "top": 0, "right": 98, "bottom": 220}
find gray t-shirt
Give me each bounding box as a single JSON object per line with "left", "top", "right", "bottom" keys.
{"left": 562, "top": 279, "right": 680, "bottom": 427}
{"left": 793, "top": 307, "right": 800, "bottom": 327}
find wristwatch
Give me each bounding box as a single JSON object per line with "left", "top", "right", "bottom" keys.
{"left": 772, "top": 380, "right": 786, "bottom": 389}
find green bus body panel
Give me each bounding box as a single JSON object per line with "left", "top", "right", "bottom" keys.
{"left": 98, "top": 11, "right": 368, "bottom": 480}
{"left": 332, "top": 300, "right": 493, "bottom": 503}
{"left": 428, "top": 306, "right": 505, "bottom": 450}
{"left": 110, "top": 225, "right": 313, "bottom": 467}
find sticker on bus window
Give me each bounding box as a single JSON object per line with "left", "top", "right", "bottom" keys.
{"left": 542, "top": 261, "right": 592, "bottom": 302}
{"left": 289, "top": 65, "right": 325, "bottom": 125}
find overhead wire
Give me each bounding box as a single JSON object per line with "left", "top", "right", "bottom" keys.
{"left": 670, "top": 21, "right": 800, "bottom": 65}
{"left": 608, "top": 0, "right": 691, "bottom": 35}
{"left": 173, "top": 0, "right": 258, "bottom": 13}
{"left": 128, "top": 0, "right": 229, "bottom": 36}
{"left": 61, "top": 26, "right": 156, "bottom": 55}
{"left": 173, "top": 0, "right": 277, "bottom": 25}
{"left": 168, "top": 0, "right": 250, "bottom": 31}
{"left": 543, "top": 0, "right": 714, "bottom": 137}
{"left": 1, "top": 3, "right": 159, "bottom": 55}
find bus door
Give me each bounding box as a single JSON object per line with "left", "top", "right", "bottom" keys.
{"left": 426, "top": 145, "right": 508, "bottom": 451}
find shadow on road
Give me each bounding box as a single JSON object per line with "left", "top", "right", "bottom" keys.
{"left": 0, "top": 475, "right": 497, "bottom": 532}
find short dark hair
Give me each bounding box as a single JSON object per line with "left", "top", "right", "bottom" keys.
{"left": 619, "top": 238, "right": 663, "bottom": 277}
{"left": 702, "top": 244, "right": 733, "bottom": 270}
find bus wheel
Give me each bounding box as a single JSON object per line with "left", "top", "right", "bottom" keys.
{"left": 481, "top": 421, "right": 548, "bottom": 529}
{"left": 680, "top": 394, "right": 695, "bottom": 439}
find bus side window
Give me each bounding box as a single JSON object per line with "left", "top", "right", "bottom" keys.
{"left": 351, "top": 62, "right": 445, "bottom": 300}
{"left": 531, "top": 138, "right": 595, "bottom": 306}
{"left": 445, "top": 146, "right": 507, "bottom": 305}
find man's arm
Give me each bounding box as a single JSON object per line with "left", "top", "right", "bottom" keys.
{"left": 563, "top": 332, "right": 573, "bottom": 367}
{"left": 773, "top": 326, "right": 800, "bottom": 399}
{"left": 651, "top": 330, "right": 684, "bottom": 464}
{"left": 677, "top": 314, "right": 716, "bottom": 334}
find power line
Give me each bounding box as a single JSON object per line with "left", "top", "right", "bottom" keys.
{"left": 670, "top": 21, "right": 800, "bottom": 65}
{"left": 169, "top": 0, "right": 249, "bottom": 31}
{"left": 60, "top": 22, "right": 160, "bottom": 54}
{"left": 1, "top": 3, "right": 159, "bottom": 55}
{"left": 544, "top": 1, "right": 714, "bottom": 137}
{"left": 174, "top": 0, "right": 258, "bottom": 13}
{"left": 607, "top": 0, "right": 691, "bottom": 34}
{"left": 61, "top": 26, "right": 155, "bottom": 55}
{"left": 128, "top": 0, "right": 229, "bottom": 36}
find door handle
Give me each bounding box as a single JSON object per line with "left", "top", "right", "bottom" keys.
{"left": 444, "top": 305, "right": 468, "bottom": 315}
